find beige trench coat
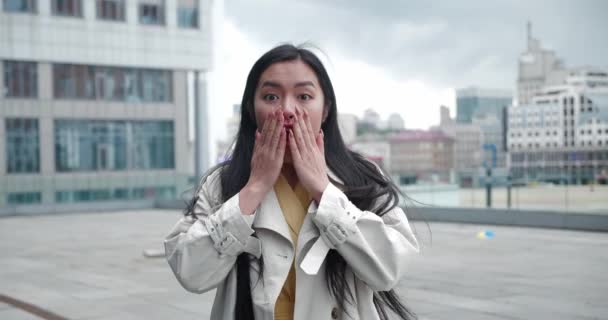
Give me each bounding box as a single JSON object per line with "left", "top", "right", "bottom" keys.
{"left": 164, "top": 169, "right": 420, "bottom": 320}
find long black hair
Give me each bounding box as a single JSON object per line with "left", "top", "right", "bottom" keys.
{"left": 186, "top": 44, "right": 416, "bottom": 320}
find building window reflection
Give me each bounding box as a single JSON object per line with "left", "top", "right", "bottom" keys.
{"left": 3, "top": 0, "right": 36, "bottom": 13}
{"left": 177, "top": 0, "right": 198, "bottom": 28}
{"left": 3, "top": 60, "right": 38, "bottom": 98}
{"left": 55, "top": 186, "right": 175, "bottom": 203}
{"left": 6, "top": 118, "right": 40, "bottom": 173}
{"left": 139, "top": 0, "right": 165, "bottom": 25}
{"left": 54, "top": 120, "right": 175, "bottom": 172}
{"left": 7, "top": 192, "right": 41, "bottom": 204}
{"left": 96, "top": 0, "right": 125, "bottom": 21}
{"left": 52, "top": 0, "right": 82, "bottom": 17}
{"left": 53, "top": 64, "right": 172, "bottom": 102}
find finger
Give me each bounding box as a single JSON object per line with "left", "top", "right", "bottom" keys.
{"left": 303, "top": 109, "right": 317, "bottom": 148}
{"left": 294, "top": 107, "right": 313, "bottom": 152}
{"left": 288, "top": 129, "right": 301, "bottom": 161}
{"left": 269, "top": 111, "right": 283, "bottom": 152}
{"left": 255, "top": 130, "right": 262, "bottom": 149}
{"left": 277, "top": 127, "right": 287, "bottom": 160}
{"left": 261, "top": 112, "right": 275, "bottom": 146}
{"left": 292, "top": 112, "right": 309, "bottom": 154}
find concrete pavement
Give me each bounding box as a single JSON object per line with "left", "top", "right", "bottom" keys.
{"left": 0, "top": 210, "right": 606, "bottom": 319}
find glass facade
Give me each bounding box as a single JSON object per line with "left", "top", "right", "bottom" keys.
{"left": 177, "top": 0, "right": 198, "bottom": 28}
{"left": 53, "top": 64, "right": 172, "bottom": 102}
{"left": 457, "top": 96, "right": 512, "bottom": 123}
{"left": 54, "top": 120, "right": 174, "bottom": 172}
{"left": 3, "top": 60, "right": 38, "bottom": 98}
{"left": 96, "top": 0, "right": 125, "bottom": 21}
{"left": 7, "top": 192, "right": 41, "bottom": 204}
{"left": 52, "top": 0, "right": 82, "bottom": 17}
{"left": 55, "top": 186, "right": 175, "bottom": 203}
{"left": 5, "top": 118, "right": 40, "bottom": 173}
{"left": 139, "top": 0, "right": 165, "bottom": 25}
{"left": 3, "top": 0, "right": 36, "bottom": 13}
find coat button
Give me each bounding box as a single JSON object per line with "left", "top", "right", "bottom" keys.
{"left": 331, "top": 307, "right": 339, "bottom": 319}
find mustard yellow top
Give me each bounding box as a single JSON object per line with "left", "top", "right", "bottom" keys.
{"left": 273, "top": 175, "right": 312, "bottom": 320}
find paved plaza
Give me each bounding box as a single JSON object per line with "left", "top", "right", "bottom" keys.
{"left": 1, "top": 209, "right": 607, "bottom": 320}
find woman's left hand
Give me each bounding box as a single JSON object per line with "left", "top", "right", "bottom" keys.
{"left": 288, "top": 107, "right": 329, "bottom": 203}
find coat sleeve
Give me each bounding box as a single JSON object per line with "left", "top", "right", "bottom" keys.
{"left": 163, "top": 171, "right": 260, "bottom": 294}
{"left": 309, "top": 182, "right": 420, "bottom": 292}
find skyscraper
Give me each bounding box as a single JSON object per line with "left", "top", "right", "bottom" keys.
{"left": 517, "top": 22, "right": 568, "bottom": 105}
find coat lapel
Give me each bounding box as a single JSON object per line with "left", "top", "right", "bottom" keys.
{"left": 251, "top": 168, "right": 345, "bottom": 253}
{"left": 253, "top": 186, "right": 293, "bottom": 246}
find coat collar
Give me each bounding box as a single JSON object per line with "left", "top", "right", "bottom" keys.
{"left": 252, "top": 167, "right": 343, "bottom": 249}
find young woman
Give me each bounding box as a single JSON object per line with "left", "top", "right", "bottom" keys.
{"left": 164, "top": 44, "right": 420, "bottom": 320}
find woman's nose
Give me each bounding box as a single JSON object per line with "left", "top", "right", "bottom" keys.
{"left": 282, "top": 105, "right": 296, "bottom": 122}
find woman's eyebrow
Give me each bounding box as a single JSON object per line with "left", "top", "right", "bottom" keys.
{"left": 294, "top": 81, "right": 315, "bottom": 88}
{"left": 260, "top": 81, "right": 282, "bottom": 89}
{"left": 260, "top": 81, "right": 316, "bottom": 89}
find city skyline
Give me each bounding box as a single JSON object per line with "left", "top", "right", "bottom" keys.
{"left": 210, "top": 0, "right": 608, "bottom": 143}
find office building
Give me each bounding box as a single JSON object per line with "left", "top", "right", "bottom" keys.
{"left": 1, "top": 0, "right": 212, "bottom": 213}
{"left": 508, "top": 67, "right": 608, "bottom": 183}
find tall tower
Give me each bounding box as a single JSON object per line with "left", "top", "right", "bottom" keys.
{"left": 517, "top": 22, "right": 568, "bottom": 105}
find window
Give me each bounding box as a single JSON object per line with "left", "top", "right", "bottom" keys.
{"left": 55, "top": 120, "right": 174, "bottom": 172}
{"left": 177, "top": 0, "right": 198, "bottom": 28}
{"left": 6, "top": 118, "right": 39, "bottom": 173}
{"left": 52, "top": 0, "right": 81, "bottom": 17}
{"left": 139, "top": 0, "right": 164, "bottom": 25}
{"left": 3, "top": 61, "right": 37, "bottom": 98}
{"left": 96, "top": 0, "right": 125, "bottom": 21}
{"left": 3, "top": 0, "right": 36, "bottom": 13}
{"left": 7, "top": 192, "right": 41, "bottom": 204}
{"left": 53, "top": 64, "right": 172, "bottom": 102}
{"left": 55, "top": 186, "right": 175, "bottom": 203}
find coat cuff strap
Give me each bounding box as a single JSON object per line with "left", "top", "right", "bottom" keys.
{"left": 300, "top": 237, "right": 331, "bottom": 275}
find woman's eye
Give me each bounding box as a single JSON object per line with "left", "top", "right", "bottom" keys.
{"left": 299, "top": 94, "right": 312, "bottom": 101}
{"left": 263, "top": 94, "right": 278, "bottom": 101}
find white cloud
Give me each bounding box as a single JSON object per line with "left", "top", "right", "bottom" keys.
{"left": 213, "top": 18, "right": 456, "bottom": 149}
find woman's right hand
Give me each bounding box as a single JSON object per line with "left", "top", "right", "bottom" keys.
{"left": 239, "top": 109, "right": 286, "bottom": 215}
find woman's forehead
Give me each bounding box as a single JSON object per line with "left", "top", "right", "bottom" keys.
{"left": 258, "top": 60, "right": 320, "bottom": 88}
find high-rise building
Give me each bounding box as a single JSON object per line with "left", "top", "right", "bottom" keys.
{"left": 517, "top": 22, "right": 568, "bottom": 105}
{"left": 508, "top": 68, "right": 608, "bottom": 184}
{"left": 1, "top": 0, "right": 212, "bottom": 213}
{"left": 456, "top": 87, "right": 511, "bottom": 170}
{"left": 456, "top": 87, "right": 512, "bottom": 123}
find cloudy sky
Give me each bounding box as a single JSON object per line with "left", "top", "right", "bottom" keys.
{"left": 209, "top": 0, "right": 608, "bottom": 143}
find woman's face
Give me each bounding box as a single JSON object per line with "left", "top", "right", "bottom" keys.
{"left": 254, "top": 59, "right": 327, "bottom": 163}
